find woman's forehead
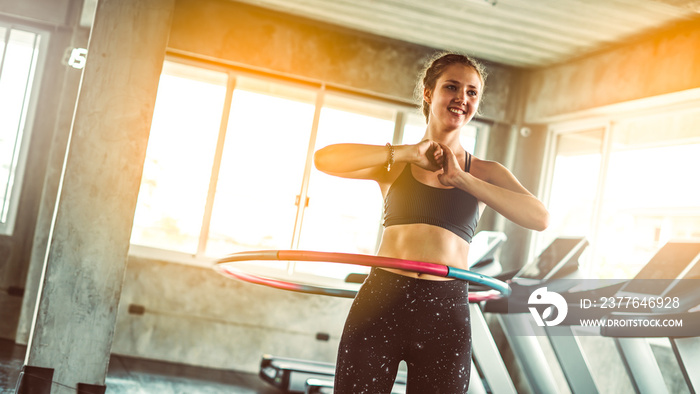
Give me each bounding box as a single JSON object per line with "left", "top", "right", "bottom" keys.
{"left": 438, "top": 64, "right": 482, "bottom": 88}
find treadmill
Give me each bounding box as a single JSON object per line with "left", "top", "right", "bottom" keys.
{"left": 260, "top": 355, "right": 407, "bottom": 394}
{"left": 480, "top": 236, "right": 591, "bottom": 394}
{"left": 598, "top": 242, "right": 700, "bottom": 394}
{"left": 526, "top": 241, "right": 700, "bottom": 394}
{"left": 463, "top": 231, "right": 517, "bottom": 394}
{"left": 257, "top": 231, "right": 509, "bottom": 394}
{"left": 602, "top": 305, "right": 700, "bottom": 394}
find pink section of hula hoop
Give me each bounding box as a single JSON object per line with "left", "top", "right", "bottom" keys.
{"left": 219, "top": 250, "right": 281, "bottom": 262}
{"left": 217, "top": 265, "right": 303, "bottom": 292}
{"left": 277, "top": 250, "right": 450, "bottom": 277}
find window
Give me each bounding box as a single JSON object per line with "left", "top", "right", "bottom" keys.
{"left": 543, "top": 128, "right": 605, "bottom": 247}
{"left": 206, "top": 77, "right": 318, "bottom": 258}
{"left": 130, "top": 59, "right": 489, "bottom": 281}
{"left": 542, "top": 105, "right": 700, "bottom": 278}
{"left": 130, "top": 62, "right": 229, "bottom": 254}
{"left": 596, "top": 110, "right": 700, "bottom": 278}
{"left": 294, "top": 94, "right": 397, "bottom": 279}
{"left": 0, "top": 24, "right": 45, "bottom": 235}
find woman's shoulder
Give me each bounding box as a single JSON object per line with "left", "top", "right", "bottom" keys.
{"left": 469, "top": 156, "right": 512, "bottom": 183}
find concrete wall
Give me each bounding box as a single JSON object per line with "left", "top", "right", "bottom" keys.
{"left": 167, "top": 0, "right": 520, "bottom": 122}
{"left": 112, "top": 256, "right": 352, "bottom": 371}
{"left": 524, "top": 18, "right": 700, "bottom": 123}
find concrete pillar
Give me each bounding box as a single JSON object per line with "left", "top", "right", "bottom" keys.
{"left": 17, "top": 0, "right": 174, "bottom": 391}
{"left": 16, "top": 0, "right": 90, "bottom": 347}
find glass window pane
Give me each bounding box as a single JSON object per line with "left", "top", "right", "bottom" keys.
{"left": 402, "top": 113, "right": 426, "bottom": 144}
{"left": 0, "top": 28, "right": 39, "bottom": 226}
{"left": 596, "top": 110, "right": 700, "bottom": 278}
{"left": 205, "top": 77, "right": 317, "bottom": 257}
{"left": 544, "top": 129, "right": 605, "bottom": 251}
{"left": 131, "top": 61, "right": 228, "bottom": 254}
{"left": 295, "top": 94, "right": 397, "bottom": 279}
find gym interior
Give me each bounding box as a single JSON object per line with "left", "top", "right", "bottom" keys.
{"left": 1, "top": 0, "right": 699, "bottom": 393}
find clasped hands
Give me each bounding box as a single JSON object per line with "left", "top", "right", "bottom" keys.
{"left": 414, "top": 140, "right": 464, "bottom": 187}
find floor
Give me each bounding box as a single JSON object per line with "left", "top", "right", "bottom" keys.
{"left": 0, "top": 338, "right": 280, "bottom": 394}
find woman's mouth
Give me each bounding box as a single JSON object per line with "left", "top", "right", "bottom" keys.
{"left": 449, "top": 107, "right": 466, "bottom": 115}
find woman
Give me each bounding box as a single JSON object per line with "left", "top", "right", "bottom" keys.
{"left": 314, "top": 52, "right": 549, "bottom": 393}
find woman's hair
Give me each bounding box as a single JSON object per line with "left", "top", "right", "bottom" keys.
{"left": 416, "top": 52, "right": 487, "bottom": 123}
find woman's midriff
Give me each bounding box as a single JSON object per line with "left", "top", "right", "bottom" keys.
{"left": 376, "top": 224, "right": 471, "bottom": 281}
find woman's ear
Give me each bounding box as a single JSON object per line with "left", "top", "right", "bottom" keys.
{"left": 423, "top": 88, "right": 432, "bottom": 104}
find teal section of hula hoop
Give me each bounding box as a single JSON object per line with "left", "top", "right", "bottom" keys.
{"left": 447, "top": 266, "right": 511, "bottom": 296}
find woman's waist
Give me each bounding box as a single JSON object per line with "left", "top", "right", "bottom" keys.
{"left": 377, "top": 224, "right": 470, "bottom": 280}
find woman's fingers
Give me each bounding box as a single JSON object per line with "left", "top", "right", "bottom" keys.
{"left": 437, "top": 143, "right": 464, "bottom": 186}
{"left": 434, "top": 145, "right": 444, "bottom": 164}
{"left": 439, "top": 143, "right": 456, "bottom": 166}
{"left": 420, "top": 140, "right": 442, "bottom": 171}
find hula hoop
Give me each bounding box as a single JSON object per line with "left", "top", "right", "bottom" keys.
{"left": 215, "top": 250, "right": 511, "bottom": 297}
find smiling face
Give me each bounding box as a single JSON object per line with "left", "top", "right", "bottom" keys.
{"left": 424, "top": 63, "right": 482, "bottom": 131}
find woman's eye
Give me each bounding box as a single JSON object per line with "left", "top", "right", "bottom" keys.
{"left": 446, "top": 85, "right": 456, "bottom": 90}
{"left": 468, "top": 90, "right": 478, "bottom": 97}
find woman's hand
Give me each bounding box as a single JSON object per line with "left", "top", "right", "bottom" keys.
{"left": 413, "top": 140, "right": 444, "bottom": 172}
{"left": 437, "top": 143, "right": 464, "bottom": 187}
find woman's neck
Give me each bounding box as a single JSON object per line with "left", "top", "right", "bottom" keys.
{"left": 423, "top": 123, "right": 463, "bottom": 151}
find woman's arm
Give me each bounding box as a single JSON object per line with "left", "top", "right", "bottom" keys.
{"left": 314, "top": 141, "right": 444, "bottom": 182}
{"left": 438, "top": 144, "right": 549, "bottom": 231}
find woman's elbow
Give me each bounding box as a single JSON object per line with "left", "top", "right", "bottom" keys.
{"left": 532, "top": 209, "right": 550, "bottom": 232}
{"left": 313, "top": 148, "right": 330, "bottom": 172}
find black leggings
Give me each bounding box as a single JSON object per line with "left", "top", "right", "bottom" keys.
{"left": 334, "top": 268, "right": 471, "bottom": 394}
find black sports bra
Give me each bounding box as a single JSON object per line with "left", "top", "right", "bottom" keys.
{"left": 383, "top": 152, "right": 479, "bottom": 243}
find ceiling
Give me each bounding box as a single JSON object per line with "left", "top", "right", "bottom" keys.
{"left": 230, "top": 0, "right": 700, "bottom": 68}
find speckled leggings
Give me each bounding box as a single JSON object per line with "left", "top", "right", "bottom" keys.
{"left": 334, "top": 268, "right": 471, "bottom": 394}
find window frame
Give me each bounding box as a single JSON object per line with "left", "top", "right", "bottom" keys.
{"left": 534, "top": 89, "right": 700, "bottom": 276}
{"left": 0, "top": 20, "right": 50, "bottom": 236}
